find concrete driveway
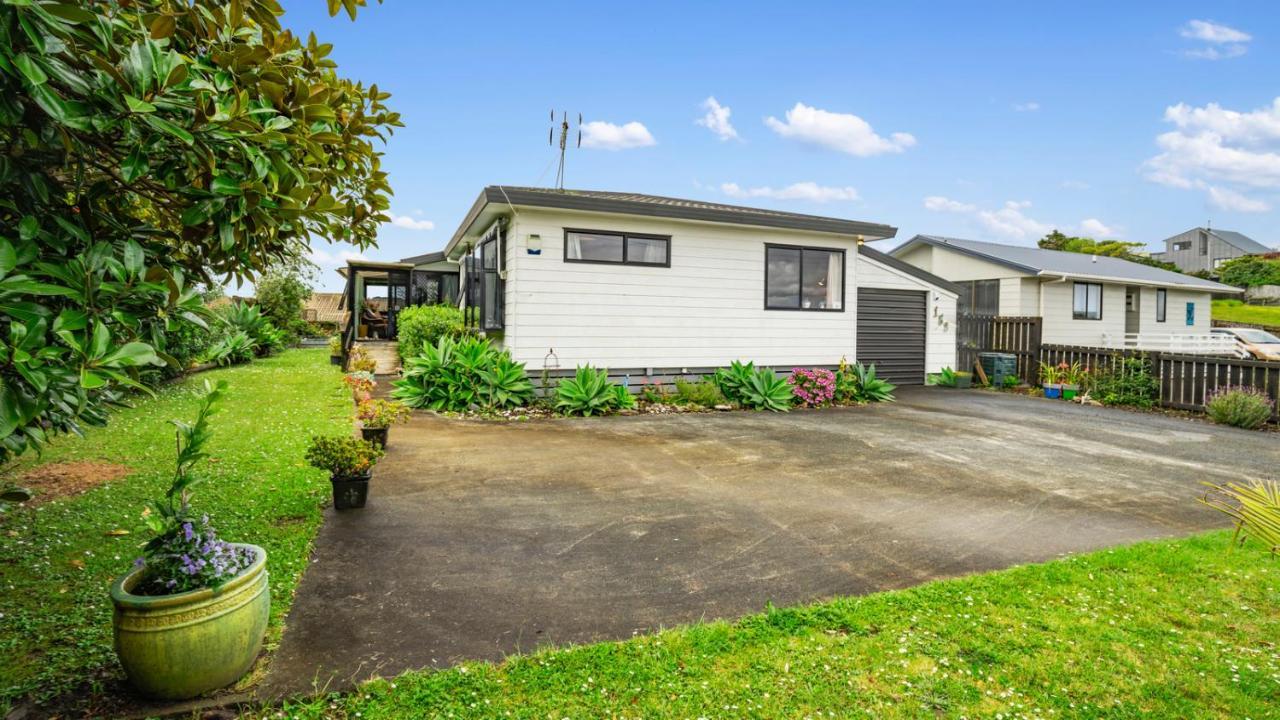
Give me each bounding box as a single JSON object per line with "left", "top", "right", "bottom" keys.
{"left": 262, "top": 388, "right": 1278, "bottom": 697}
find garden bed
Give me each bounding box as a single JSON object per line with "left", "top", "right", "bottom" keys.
{"left": 0, "top": 349, "right": 349, "bottom": 714}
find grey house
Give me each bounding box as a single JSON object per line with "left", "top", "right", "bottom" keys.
{"left": 1151, "top": 227, "right": 1273, "bottom": 274}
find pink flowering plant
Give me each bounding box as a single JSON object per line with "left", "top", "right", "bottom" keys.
{"left": 788, "top": 367, "right": 836, "bottom": 408}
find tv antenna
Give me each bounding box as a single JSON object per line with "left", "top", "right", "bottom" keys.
{"left": 548, "top": 110, "right": 581, "bottom": 190}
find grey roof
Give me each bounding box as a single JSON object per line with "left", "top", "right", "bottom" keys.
{"left": 858, "top": 245, "right": 961, "bottom": 294}
{"left": 1207, "top": 229, "right": 1273, "bottom": 255}
{"left": 446, "top": 186, "right": 896, "bottom": 254}
{"left": 894, "top": 235, "right": 1241, "bottom": 292}
{"left": 398, "top": 250, "right": 448, "bottom": 265}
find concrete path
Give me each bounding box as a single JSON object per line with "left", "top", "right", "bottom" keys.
{"left": 261, "top": 388, "right": 1278, "bottom": 697}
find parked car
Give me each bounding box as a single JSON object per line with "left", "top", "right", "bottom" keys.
{"left": 1211, "top": 327, "right": 1280, "bottom": 361}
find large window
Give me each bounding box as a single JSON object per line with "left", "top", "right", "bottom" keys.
{"left": 1072, "top": 282, "right": 1103, "bottom": 320}
{"left": 465, "top": 228, "right": 505, "bottom": 331}
{"left": 764, "top": 244, "right": 844, "bottom": 311}
{"left": 1156, "top": 288, "right": 1167, "bottom": 323}
{"left": 957, "top": 279, "right": 1000, "bottom": 317}
{"left": 564, "top": 229, "right": 670, "bottom": 267}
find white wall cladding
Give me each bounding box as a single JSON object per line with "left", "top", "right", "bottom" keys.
{"left": 855, "top": 254, "right": 957, "bottom": 373}
{"left": 501, "top": 208, "right": 863, "bottom": 370}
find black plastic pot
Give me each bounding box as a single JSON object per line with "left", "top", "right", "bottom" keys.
{"left": 330, "top": 470, "right": 371, "bottom": 510}
{"left": 329, "top": 355, "right": 342, "bottom": 366}
{"left": 361, "top": 426, "right": 388, "bottom": 449}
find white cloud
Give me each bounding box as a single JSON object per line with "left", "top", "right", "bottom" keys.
{"left": 696, "top": 97, "right": 739, "bottom": 141}
{"left": 308, "top": 247, "right": 368, "bottom": 268}
{"left": 720, "top": 181, "right": 859, "bottom": 203}
{"left": 1079, "top": 218, "right": 1119, "bottom": 238}
{"left": 1207, "top": 185, "right": 1271, "bottom": 213}
{"left": 1144, "top": 98, "right": 1280, "bottom": 213}
{"left": 386, "top": 213, "right": 435, "bottom": 231}
{"left": 1013, "top": 101, "right": 1040, "bottom": 112}
{"left": 1181, "top": 19, "right": 1251, "bottom": 44}
{"left": 580, "top": 120, "right": 656, "bottom": 150}
{"left": 923, "top": 195, "right": 976, "bottom": 213}
{"left": 1180, "top": 20, "right": 1251, "bottom": 60}
{"left": 764, "top": 102, "right": 915, "bottom": 156}
{"left": 923, "top": 196, "right": 1051, "bottom": 241}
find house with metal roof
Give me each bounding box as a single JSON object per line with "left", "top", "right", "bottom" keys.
{"left": 891, "top": 235, "right": 1243, "bottom": 353}
{"left": 1151, "top": 227, "right": 1274, "bottom": 274}
{"left": 342, "top": 186, "right": 963, "bottom": 384}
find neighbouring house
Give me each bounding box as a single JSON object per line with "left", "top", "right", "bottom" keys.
{"left": 346, "top": 186, "right": 961, "bottom": 384}
{"left": 1150, "top": 227, "right": 1274, "bottom": 274}
{"left": 890, "top": 235, "right": 1243, "bottom": 353}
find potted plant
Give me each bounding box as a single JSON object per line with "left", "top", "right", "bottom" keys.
{"left": 306, "top": 435, "right": 384, "bottom": 510}
{"left": 1060, "top": 361, "right": 1084, "bottom": 401}
{"left": 328, "top": 336, "right": 343, "bottom": 365}
{"left": 110, "top": 380, "right": 269, "bottom": 700}
{"left": 343, "top": 370, "right": 376, "bottom": 402}
{"left": 1038, "top": 361, "right": 1062, "bottom": 399}
{"left": 953, "top": 370, "right": 973, "bottom": 389}
{"left": 931, "top": 367, "right": 971, "bottom": 389}
{"left": 355, "top": 399, "right": 410, "bottom": 448}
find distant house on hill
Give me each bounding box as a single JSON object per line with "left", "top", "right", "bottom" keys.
{"left": 1151, "top": 227, "right": 1273, "bottom": 274}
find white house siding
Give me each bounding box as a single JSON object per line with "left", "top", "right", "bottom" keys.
{"left": 895, "top": 244, "right": 1032, "bottom": 284}
{"left": 501, "top": 208, "right": 863, "bottom": 370}
{"left": 1037, "top": 280, "right": 1126, "bottom": 346}
{"left": 856, "top": 253, "right": 957, "bottom": 373}
{"left": 1136, "top": 287, "right": 1211, "bottom": 334}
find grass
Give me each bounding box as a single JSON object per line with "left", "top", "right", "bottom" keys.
{"left": 1213, "top": 299, "right": 1280, "bottom": 329}
{"left": 0, "top": 349, "right": 348, "bottom": 707}
{"left": 254, "top": 532, "right": 1280, "bottom": 719}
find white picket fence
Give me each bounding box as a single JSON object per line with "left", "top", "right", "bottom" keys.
{"left": 1100, "top": 332, "right": 1243, "bottom": 356}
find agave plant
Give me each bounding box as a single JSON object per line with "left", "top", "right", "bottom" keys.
{"left": 478, "top": 354, "right": 536, "bottom": 409}
{"left": 852, "top": 363, "right": 897, "bottom": 403}
{"left": 739, "top": 368, "right": 794, "bottom": 412}
{"left": 556, "top": 366, "right": 619, "bottom": 416}
{"left": 712, "top": 360, "right": 757, "bottom": 405}
{"left": 392, "top": 335, "right": 532, "bottom": 412}
{"left": 1202, "top": 480, "right": 1280, "bottom": 555}
{"left": 610, "top": 384, "right": 637, "bottom": 411}
{"left": 203, "top": 331, "right": 257, "bottom": 367}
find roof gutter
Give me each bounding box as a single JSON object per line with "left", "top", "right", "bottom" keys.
{"left": 1036, "top": 271, "right": 1242, "bottom": 293}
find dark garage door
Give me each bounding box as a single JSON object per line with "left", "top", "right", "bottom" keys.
{"left": 857, "top": 287, "right": 927, "bottom": 385}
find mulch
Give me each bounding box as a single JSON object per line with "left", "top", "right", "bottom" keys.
{"left": 16, "top": 461, "right": 135, "bottom": 505}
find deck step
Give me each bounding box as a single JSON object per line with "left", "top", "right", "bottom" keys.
{"left": 352, "top": 341, "right": 401, "bottom": 375}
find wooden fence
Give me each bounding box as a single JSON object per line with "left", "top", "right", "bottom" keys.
{"left": 1040, "top": 344, "right": 1280, "bottom": 422}
{"left": 957, "top": 315, "right": 1042, "bottom": 383}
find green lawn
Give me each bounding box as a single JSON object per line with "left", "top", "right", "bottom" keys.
{"left": 0, "top": 349, "right": 348, "bottom": 707}
{"left": 258, "top": 532, "right": 1279, "bottom": 719}
{"left": 1213, "top": 299, "right": 1280, "bottom": 329}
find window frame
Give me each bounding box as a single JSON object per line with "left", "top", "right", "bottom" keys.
{"left": 1071, "top": 281, "right": 1103, "bottom": 321}
{"left": 763, "top": 243, "right": 847, "bottom": 312}
{"left": 562, "top": 228, "right": 672, "bottom": 268}
{"left": 1156, "top": 288, "right": 1167, "bottom": 323}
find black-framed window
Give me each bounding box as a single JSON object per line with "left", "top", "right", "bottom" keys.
{"left": 1156, "top": 288, "right": 1167, "bottom": 323}
{"left": 1072, "top": 282, "right": 1103, "bottom": 320}
{"left": 764, "top": 244, "right": 845, "bottom": 311}
{"left": 465, "top": 229, "right": 505, "bottom": 332}
{"left": 564, "top": 229, "right": 670, "bottom": 267}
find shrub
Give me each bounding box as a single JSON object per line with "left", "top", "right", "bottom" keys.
{"left": 392, "top": 336, "right": 533, "bottom": 412}
{"left": 789, "top": 368, "right": 836, "bottom": 407}
{"left": 254, "top": 271, "right": 312, "bottom": 343}
{"left": 397, "top": 305, "right": 465, "bottom": 361}
{"left": 328, "top": 336, "right": 343, "bottom": 356}
{"left": 346, "top": 345, "right": 378, "bottom": 373}
{"left": 1205, "top": 386, "right": 1274, "bottom": 430}
{"left": 355, "top": 399, "right": 411, "bottom": 429}
{"left": 305, "top": 435, "right": 383, "bottom": 477}
{"left": 640, "top": 383, "right": 668, "bottom": 404}
{"left": 203, "top": 331, "right": 257, "bottom": 367}
{"left": 1089, "top": 357, "right": 1158, "bottom": 408}
{"left": 1219, "top": 255, "right": 1280, "bottom": 288}
{"left": 672, "top": 379, "right": 725, "bottom": 408}
{"left": 1201, "top": 480, "right": 1280, "bottom": 555}
{"left": 555, "top": 366, "right": 627, "bottom": 416}
{"left": 931, "top": 367, "right": 958, "bottom": 388}
{"left": 219, "top": 301, "right": 285, "bottom": 356}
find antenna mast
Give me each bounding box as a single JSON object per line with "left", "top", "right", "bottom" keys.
{"left": 549, "top": 110, "right": 581, "bottom": 191}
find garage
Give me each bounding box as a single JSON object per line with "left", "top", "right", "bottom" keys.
{"left": 856, "top": 286, "right": 928, "bottom": 385}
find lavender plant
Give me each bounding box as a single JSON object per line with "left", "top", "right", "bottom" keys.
{"left": 132, "top": 380, "right": 255, "bottom": 596}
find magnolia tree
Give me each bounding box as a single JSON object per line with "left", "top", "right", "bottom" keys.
{"left": 0, "top": 0, "right": 398, "bottom": 459}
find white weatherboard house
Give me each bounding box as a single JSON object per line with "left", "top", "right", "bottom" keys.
{"left": 429, "top": 187, "right": 959, "bottom": 384}
{"left": 891, "top": 235, "right": 1243, "bottom": 353}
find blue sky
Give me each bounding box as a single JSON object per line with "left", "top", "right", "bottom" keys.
{"left": 277, "top": 2, "right": 1280, "bottom": 291}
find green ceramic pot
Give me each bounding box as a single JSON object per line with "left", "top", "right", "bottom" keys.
{"left": 110, "top": 543, "right": 269, "bottom": 700}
